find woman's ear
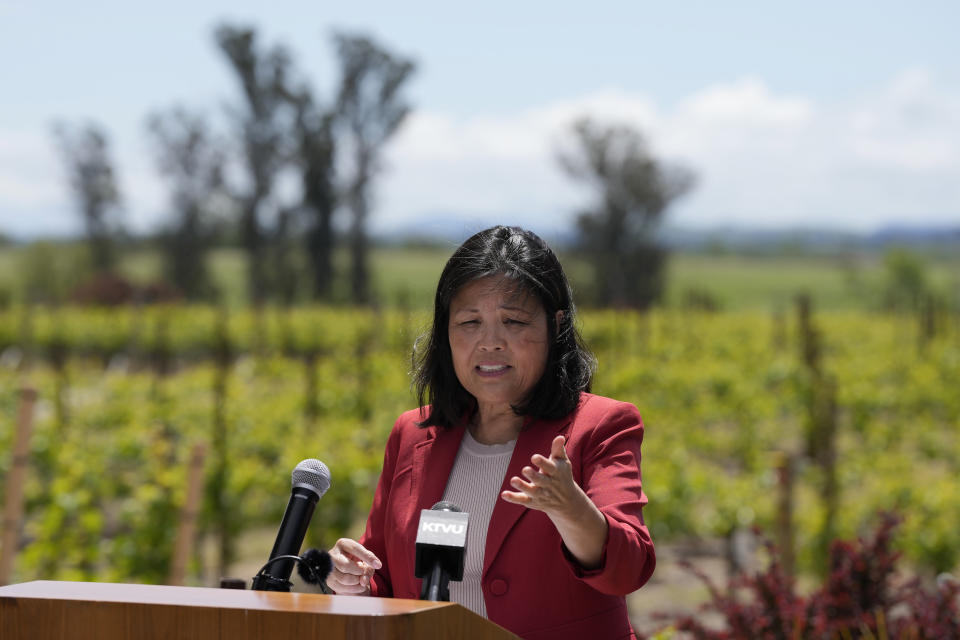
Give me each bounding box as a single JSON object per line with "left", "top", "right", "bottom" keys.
{"left": 554, "top": 310, "right": 565, "bottom": 334}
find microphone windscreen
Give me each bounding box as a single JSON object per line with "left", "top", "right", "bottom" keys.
{"left": 298, "top": 548, "right": 334, "bottom": 585}
{"left": 292, "top": 459, "right": 331, "bottom": 498}
{"left": 431, "top": 501, "right": 461, "bottom": 512}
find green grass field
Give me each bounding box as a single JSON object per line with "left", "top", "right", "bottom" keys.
{"left": 0, "top": 242, "right": 956, "bottom": 312}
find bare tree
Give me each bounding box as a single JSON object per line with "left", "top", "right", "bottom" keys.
{"left": 333, "top": 32, "right": 415, "bottom": 305}
{"left": 146, "top": 107, "right": 227, "bottom": 300}
{"left": 52, "top": 122, "right": 123, "bottom": 272}
{"left": 268, "top": 202, "right": 304, "bottom": 306}
{"left": 215, "top": 24, "right": 295, "bottom": 305}
{"left": 286, "top": 86, "right": 337, "bottom": 300}
{"left": 558, "top": 117, "right": 696, "bottom": 308}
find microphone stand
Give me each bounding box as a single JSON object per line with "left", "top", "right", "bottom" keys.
{"left": 421, "top": 559, "right": 451, "bottom": 602}
{"left": 252, "top": 553, "right": 332, "bottom": 592}
{"left": 251, "top": 554, "right": 302, "bottom": 591}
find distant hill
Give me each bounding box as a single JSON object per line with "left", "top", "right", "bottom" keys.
{"left": 4, "top": 211, "right": 957, "bottom": 255}
{"left": 865, "top": 225, "right": 960, "bottom": 248}
{"left": 660, "top": 224, "right": 960, "bottom": 254}
{"left": 372, "top": 213, "right": 960, "bottom": 254}
{"left": 371, "top": 212, "right": 577, "bottom": 247}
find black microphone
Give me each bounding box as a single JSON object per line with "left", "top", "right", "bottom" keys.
{"left": 415, "top": 501, "right": 469, "bottom": 602}
{"left": 251, "top": 458, "right": 331, "bottom": 592}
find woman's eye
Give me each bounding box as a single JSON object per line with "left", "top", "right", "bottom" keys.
{"left": 460, "top": 319, "right": 479, "bottom": 326}
{"left": 504, "top": 318, "right": 527, "bottom": 325}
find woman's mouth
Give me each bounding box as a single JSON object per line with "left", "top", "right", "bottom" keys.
{"left": 476, "top": 364, "right": 510, "bottom": 377}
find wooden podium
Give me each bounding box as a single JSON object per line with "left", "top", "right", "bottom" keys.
{"left": 0, "top": 581, "right": 520, "bottom": 639}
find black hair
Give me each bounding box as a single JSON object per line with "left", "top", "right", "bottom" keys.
{"left": 413, "top": 225, "right": 596, "bottom": 428}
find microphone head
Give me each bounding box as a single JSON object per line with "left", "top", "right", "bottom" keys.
{"left": 292, "top": 459, "right": 331, "bottom": 499}
{"left": 431, "top": 501, "right": 461, "bottom": 512}
{"left": 298, "top": 548, "right": 334, "bottom": 585}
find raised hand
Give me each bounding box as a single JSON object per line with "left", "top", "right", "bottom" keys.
{"left": 501, "top": 435, "right": 581, "bottom": 518}
{"left": 501, "top": 435, "right": 609, "bottom": 569}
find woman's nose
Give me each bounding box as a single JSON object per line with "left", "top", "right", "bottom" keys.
{"left": 477, "top": 324, "right": 505, "bottom": 350}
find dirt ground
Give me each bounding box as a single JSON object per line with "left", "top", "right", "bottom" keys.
{"left": 627, "top": 540, "right": 730, "bottom": 637}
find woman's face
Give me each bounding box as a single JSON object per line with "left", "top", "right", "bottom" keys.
{"left": 448, "top": 275, "right": 551, "bottom": 414}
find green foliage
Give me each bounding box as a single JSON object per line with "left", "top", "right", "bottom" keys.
{"left": 582, "top": 309, "right": 960, "bottom": 576}
{"left": 2, "top": 244, "right": 957, "bottom": 311}
{"left": 883, "top": 249, "right": 930, "bottom": 311}
{"left": 1, "top": 305, "right": 958, "bottom": 585}
{"left": 16, "top": 242, "right": 93, "bottom": 305}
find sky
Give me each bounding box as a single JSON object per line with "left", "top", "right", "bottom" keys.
{"left": 1, "top": 0, "right": 959, "bottom": 240}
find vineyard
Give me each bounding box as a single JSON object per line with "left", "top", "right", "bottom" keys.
{"left": 0, "top": 302, "right": 958, "bottom": 588}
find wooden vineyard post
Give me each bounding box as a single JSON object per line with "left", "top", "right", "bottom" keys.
{"left": 771, "top": 307, "right": 786, "bottom": 352}
{"left": 816, "top": 375, "right": 839, "bottom": 556}
{"left": 303, "top": 350, "right": 320, "bottom": 428}
{"left": 796, "top": 293, "right": 820, "bottom": 376}
{"left": 773, "top": 451, "right": 795, "bottom": 580}
{"left": 795, "top": 293, "right": 840, "bottom": 569}
{"left": 17, "top": 305, "right": 34, "bottom": 374}
{"left": 635, "top": 310, "right": 648, "bottom": 355}
{"left": 0, "top": 386, "right": 38, "bottom": 585}
{"left": 210, "top": 308, "right": 234, "bottom": 580}
{"left": 917, "top": 292, "right": 938, "bottom": 352}
{"left": 168, "top": 444, "right": 207, "bottom": 586}
{"left": 354, "top": 324, "right": 374, "bottom": 423}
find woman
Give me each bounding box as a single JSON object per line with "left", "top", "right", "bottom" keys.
{"left": 328, "top": 226, "right": 655, "bottom": 639}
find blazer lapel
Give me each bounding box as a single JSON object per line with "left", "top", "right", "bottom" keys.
{"left": 483, "top": 414, "right": 572, "bottom": 574}
{"left": 411, "top": 424, "right": 465, "bottom": 516}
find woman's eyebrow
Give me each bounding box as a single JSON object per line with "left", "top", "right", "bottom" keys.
{"left": 451, "top": 304, "right": 533, "bottom": 314}
{"left": 499, "top": 304, "right": 537, "bottom": 315}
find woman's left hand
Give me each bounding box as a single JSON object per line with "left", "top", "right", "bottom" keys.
{"left": 501, "top": 435, "right": 581, "bottom": 519}
{"left": 501, "top": 435, "right": 609, "bottom": 568}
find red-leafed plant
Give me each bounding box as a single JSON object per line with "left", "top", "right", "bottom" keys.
{"left": 648, "top": 513, "right": 959, "bottom": 640}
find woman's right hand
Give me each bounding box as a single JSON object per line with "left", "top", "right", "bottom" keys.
{"left": 327, "top": 538, "right": 383, "bottom": 595}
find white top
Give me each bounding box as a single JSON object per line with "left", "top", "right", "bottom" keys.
{"left": 440, "top": 428, "right": 517, "bottom": 618}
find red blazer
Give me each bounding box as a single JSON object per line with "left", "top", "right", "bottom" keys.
{"left": 358, "top": 393, "right": 655, "bottom": 640}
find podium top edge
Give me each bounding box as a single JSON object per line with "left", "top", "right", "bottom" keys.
{"left": 0, "top": 580, "right": 453, "bottom": 616}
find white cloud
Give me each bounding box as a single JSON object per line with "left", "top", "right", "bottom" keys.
{"left": 0, "top": 131, "right": 68, "bottom": 209}
{"left": 3, "top": 69, "right": 959, "bottom": 238}
{"left": 677, "top": 76, "right": 813, "bottom": 127}
{"left": 379, "top": 69, "right": 960, "bottom": 232}
{"left": 376, "top": 88, "right": 662, "bottom": 229}
{"left": 0, "top": 130, "right": 165, "bottom": 237}
{"left": 845, "top": 67, "right": 960, "bottom": 172}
